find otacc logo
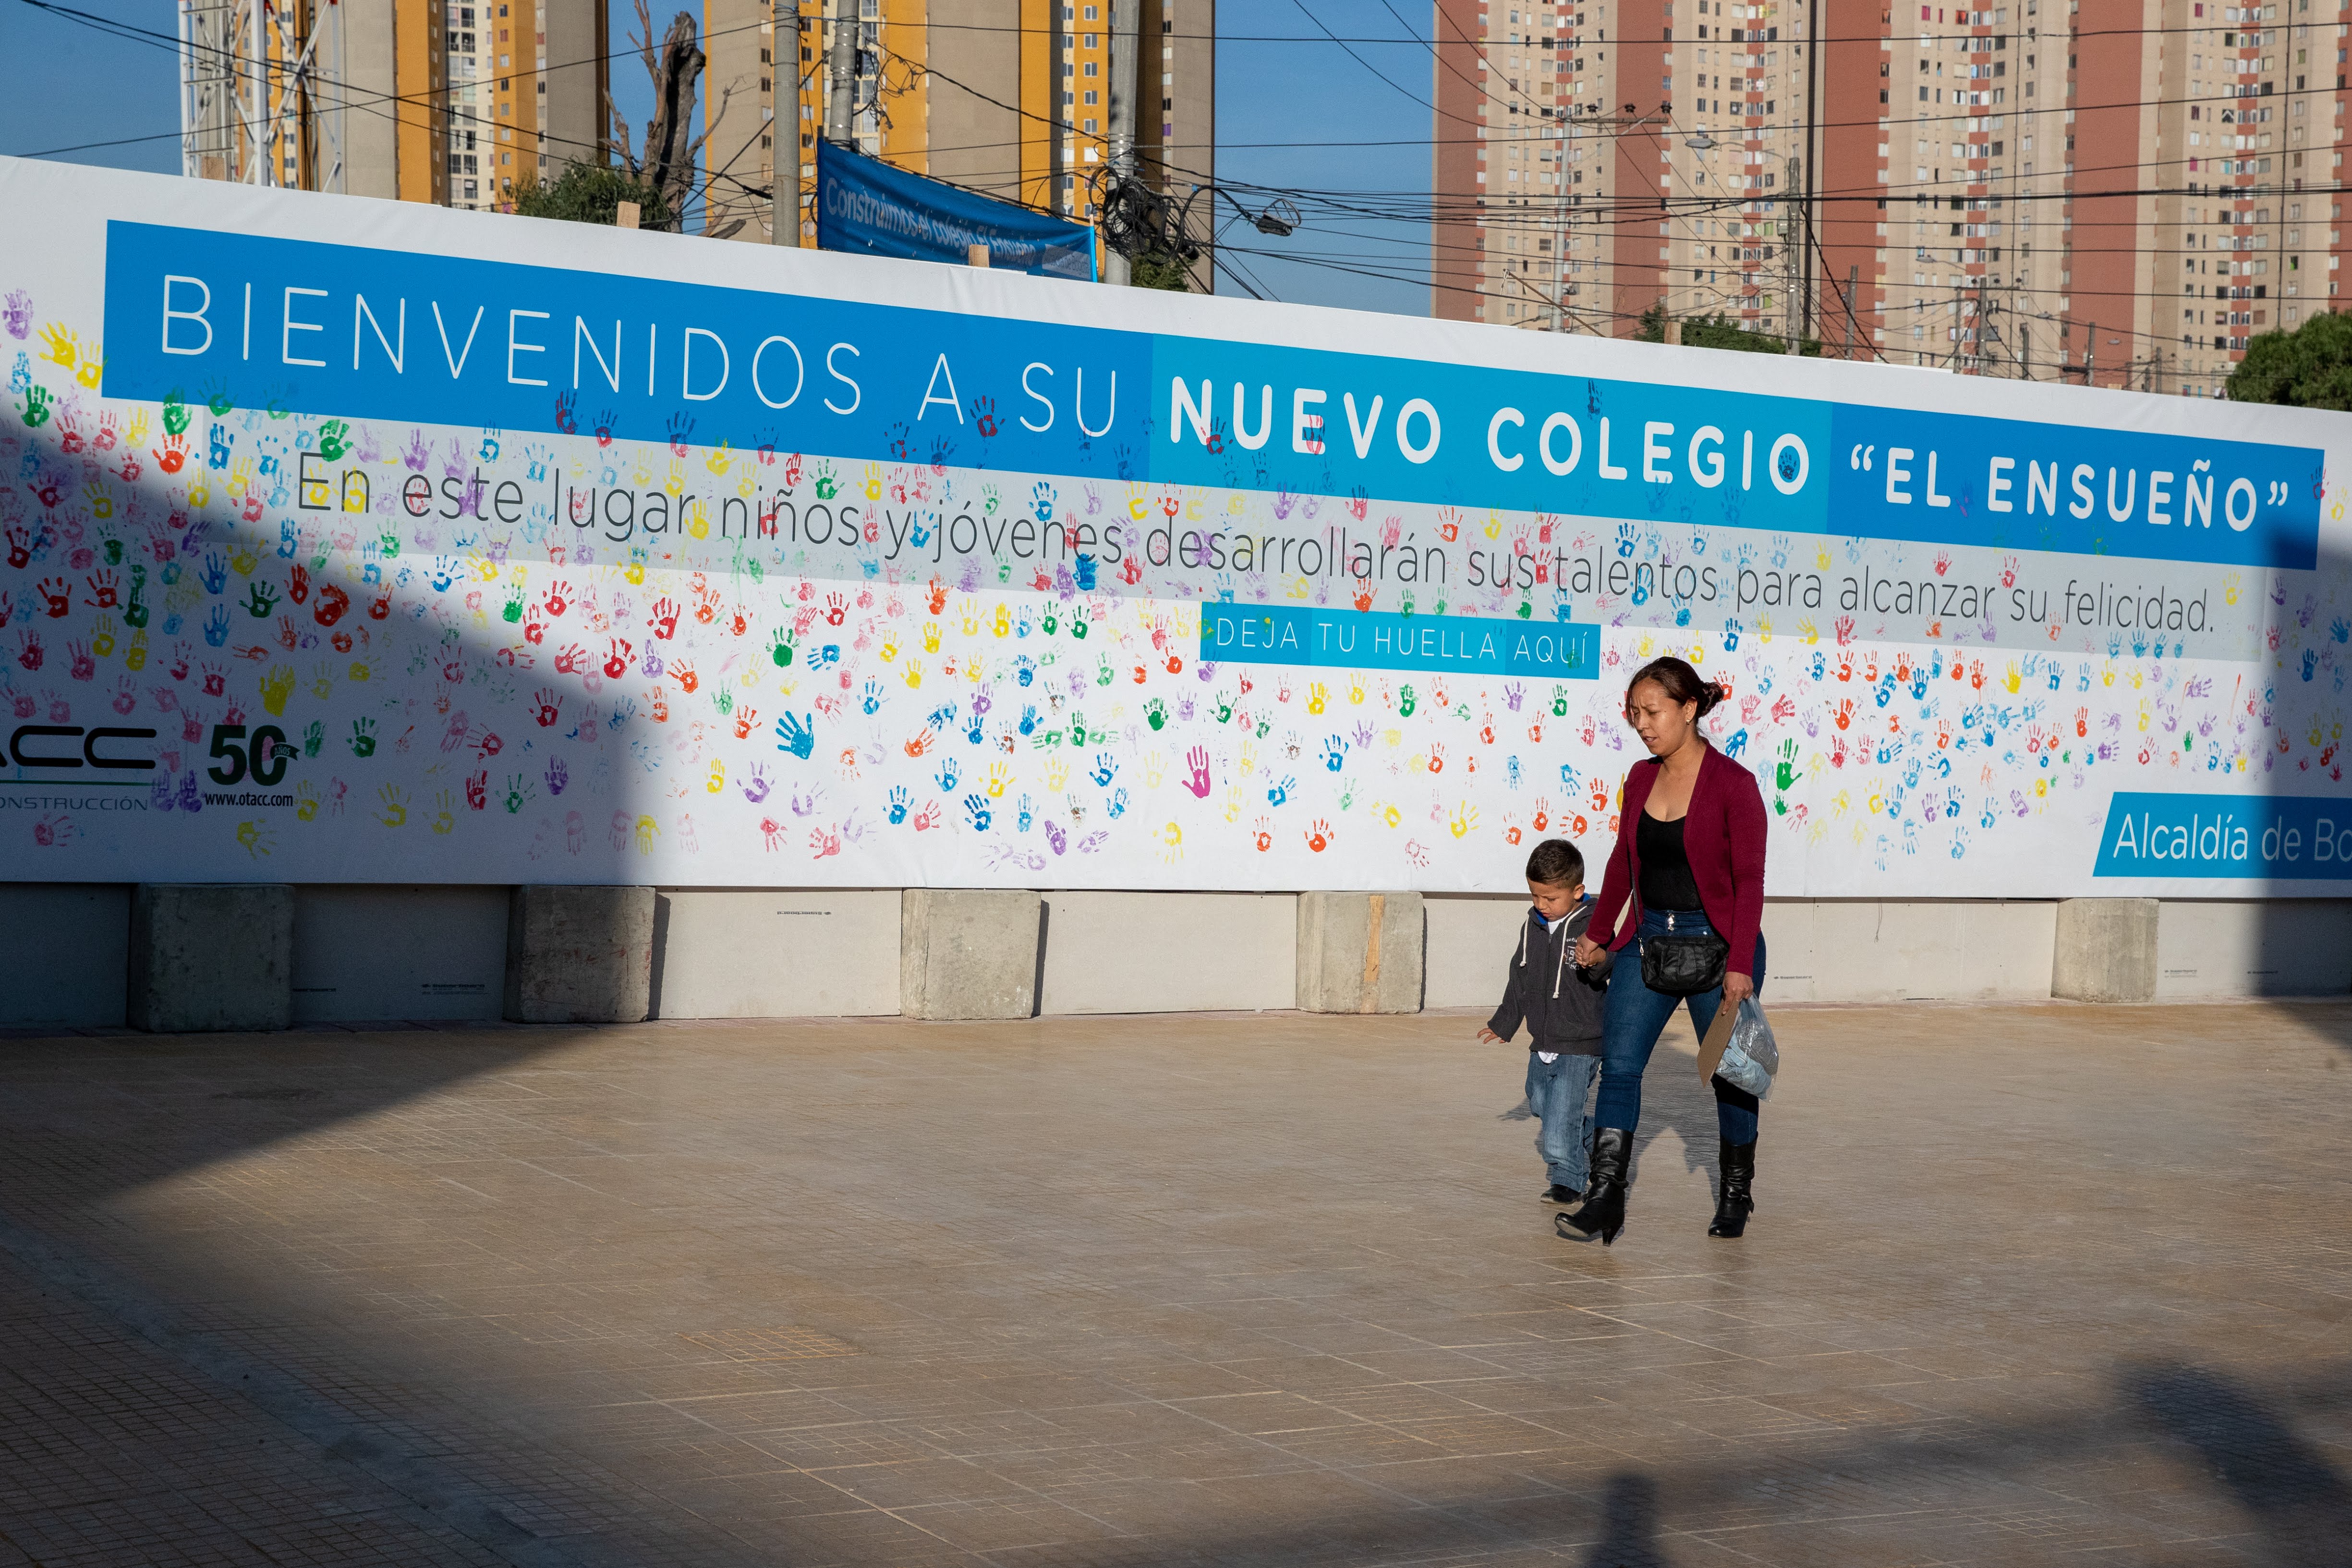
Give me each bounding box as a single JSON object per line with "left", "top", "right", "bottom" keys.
{"left": 7, "top": 726, "right": 158, "bottom": 771}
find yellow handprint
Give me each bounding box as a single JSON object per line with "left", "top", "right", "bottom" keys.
{"left": 430, "top": 789, "right": 455, "bottom": 834}
{"left": 1797, "top": 617, "right": 1819, "bottom": 645}
{"left": 1143, "top": 751, "right": 1167, "bottom": 788}
{"left": 36, "top": 323, "right": 78, "bottom": 369}
{"left": 923, "top": 621, "right": 943, "bottom": 652}
{"left": 986, "top": 761, "right": 1011, "bottom": 797}
{"left": 861, "top": 460, "right": 883, "bottom": 501}
{"left": 1157, "top": 820, "right": 1184, "bottom": 861}
{"left": 903, "top": 659, "right": 924, "bottom": 688}
{"left": 377, "top": 784, "right": 408, "bottom": 828}
{"left": 705, "top": 438, "right": 734, "bottom": 476}
{"left": 1044, "top": 755, "right": 1069, "bottom": 791}
{"left": 1449, "top": 801, "right": 1479, "bottom": 838}
{"left": 634, "top": 815, "right": 660, "bottom": 854}
{"left": 665, "top": 458, "right": 686, "bottom": 497}
{"left": 123, "top": 407, "right": 149, "bottom": 446}
{"left": 879, "top": 633, "right": 900, "bottom": 663}
{"left": 2002, "top": 660, "right": 2021, "bottom": 694}
{"left": 259, "top": 665, "right": 295, "bottom": 716}
{"left": 1306, "top": 681, "right": 1328, "bottom": 715}
{"left": 2223, "top": 572, "right": 2243, "bottom": 606}
{"left": 706, "top": 759, "right": 727, "bottom": 793}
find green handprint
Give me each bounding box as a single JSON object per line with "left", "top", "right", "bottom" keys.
{"left": 1399, "top": 684, "right": 1418, "bottom": 718}
{"left": 317, "top": 419, "right": 350, "bottom": 461}
{"left": 303, "top": 719, "right": 324, "bottom": 758}
{"left": 16, "top": 385, "right": 50, "bottom": 428}
{"left": 771, "top": 630, "right": 794, "bottom": 667}
{"left": 163, "top": 389, "right": 192, "bottom": 436}
{"left": 206, "top": 382, "right": 233, "bottom": 418}
{"left": 349, "top": 717, "right": 377, "bottom": 758}
{"left": 1145, "top": 698, "right": 1166, "bottom": 731}
{"left": 1775, "top": 738, "right": 1804, "bottom": 792}
{"left": 123, "top": 566, "right": 150, "bottom": 630}
{"left": 245, "top": 579, "right": 280, "bottom": 618}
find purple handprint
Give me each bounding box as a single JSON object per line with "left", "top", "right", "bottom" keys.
{"left": 401, "top": 429, "right": 430, "bottom": 471}
{"left": 1044, "top": 820, "right": 1067, "bottom": 855}
{"left": 2, "top": 291, "right": 30, "bottom": 340}
{"left": 740, "top": 764, "right": 772, "bottom": 804}
{"left": 1183, "top": 746, "right": 1213, "bottom": 799}
{"left": 789, "top": 782, "right": 824, "bottom": 818}
{"left": 545, "top": 756, "right": 568, "bottom": 796}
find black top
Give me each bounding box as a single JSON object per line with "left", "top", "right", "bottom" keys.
{"left": 1637, "top": 811, "right": 1705, "bottom": 913}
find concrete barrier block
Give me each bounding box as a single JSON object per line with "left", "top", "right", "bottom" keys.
{"left": 0, "top": 883, "right": 130, "bottom": 1028}
{"left": 2052, "top": 897, "right": 2159, "bottom": 1003}
{"left": 900, "top": 889, "right": 1041, "bottom": 1020}
{"left": 503, "top": 885, "right": 655, "bottom": 1024}
{"left": 1296, "top": 891, "right": 1424, "bottom": 1014}
{"left": 650, "top": 890, "right": 901, "bottom": 1017}
{"left": 292, "top": 886, "right": 509, "bottom": 1023}
{"left": 1039, "top": 892, "right": 1296, "bottom": 1014}
{"left": 127, "top": 884, "right": 292, "bottom": 1033}
{"left": 1421, "top": 894, "right": 1530, "bottom": 1010}
{"left": 2157, "top": 899, "right": 2352, "bottom": 997}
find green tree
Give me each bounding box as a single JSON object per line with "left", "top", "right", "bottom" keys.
{"left": 512, "top": 163, "right": 674, "bottom": 231}
{"left": 1678, "top": 313, "right": 1823, "bottom": 356}
{"left": 2227, "top": 310, "right": 2352, "bottom": 408}
{"left": 1636, "top": 301, "right": 1670, "bottom": 342}
{"left": 1129, "top": 249, "right": 1194, "bottom": 290}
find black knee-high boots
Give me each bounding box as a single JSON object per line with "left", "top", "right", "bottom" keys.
{"left": 1556, "top": 1128, "right": 1631, "bottom": 1245}
{"left": 1708, "top": 1139, "right": 1756, "bottom": 1238}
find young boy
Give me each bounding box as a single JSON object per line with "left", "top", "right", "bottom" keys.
{"left": 1479, "top": 839, "right": 1611, "bottom": 1205}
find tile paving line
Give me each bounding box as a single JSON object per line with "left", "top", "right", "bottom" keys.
{"left": 0, "top": 1207, "right": 648, "bottom": 1568}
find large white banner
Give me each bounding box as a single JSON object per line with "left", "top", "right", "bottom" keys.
{"left": 3, "top": 158, "right": 2349, "bottom": 893}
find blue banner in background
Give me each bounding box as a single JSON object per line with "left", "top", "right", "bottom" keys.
{"left": 816, "top": 141, "right": 1096, "bottom": 280}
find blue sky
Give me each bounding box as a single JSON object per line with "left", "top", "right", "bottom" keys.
{"left": 0, "top": 0, "right": 1433, "bottom": 316}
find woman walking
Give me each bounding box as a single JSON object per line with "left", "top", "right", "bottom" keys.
{"left": 1562, "top": 656, "right": 1769, "bottom": 1245}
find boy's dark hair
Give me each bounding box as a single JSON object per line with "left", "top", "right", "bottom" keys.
{"left": 1525, "top": 838, "right": 1584, "bottom": 887}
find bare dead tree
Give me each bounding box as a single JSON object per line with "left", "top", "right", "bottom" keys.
{"left": 602, "top": 0, "right": 732, "bottom": 230}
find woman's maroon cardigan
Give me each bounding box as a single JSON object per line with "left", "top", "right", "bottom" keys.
{"left": 1589, "top": 743, "right": 1770, "bottom": 976}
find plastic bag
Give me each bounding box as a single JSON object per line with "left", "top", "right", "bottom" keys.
{"left": 1714, "top": 997, "right": 1779, "bottom": 1099}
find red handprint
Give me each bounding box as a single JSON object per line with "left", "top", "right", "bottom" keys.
{"left": 602, "top": 638, "right": 633, "bottom": 680}
{"left": 154, "top": 434, "right": 188, "bottom": 473}
{"left": 1831, "top": 697, "right": 1855, "bottom": 730}
{"left": 313, "top": 583, "right": 349, "bottom": 626}
{"left": 533, "top": 688, "right": 562, "bottom": 726}
{"left": 648, "top": 597, "right": 679, "bottom": 639}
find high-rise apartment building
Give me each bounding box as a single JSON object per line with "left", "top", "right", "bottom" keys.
{"left": 1433, "top": 0, "right": 2347, "bottom": 391}
{"left": 179, "top": 0, "right": 606, "bottom": 213}
{"left": 701, "top": 1, "right": 1212, "bottom": 281}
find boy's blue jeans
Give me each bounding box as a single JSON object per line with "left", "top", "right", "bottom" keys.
{"left": 1524, "top": 1050, "right": 1600, "bottom": 1193}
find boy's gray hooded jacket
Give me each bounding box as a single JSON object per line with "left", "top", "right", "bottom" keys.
{"left": 1487, "top": 903, "right": 1611, "bottom": 1056}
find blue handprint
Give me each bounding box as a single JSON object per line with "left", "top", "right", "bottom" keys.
{"left": 887, "top": 785, "right": 910, "bottom": 824}
{"left": 775, "top": 711, "right": 816, "bottom": 759}
{"left": 1321, "top": 736, "right": 1348, "bottom": 772}
{"left": 200, "top": 552, "right": 229, "bottom": 594}
{"left": 937, "top": 756, "right": 960, "bottom": 791}
{"left": 861, "top": 679, "right": 886, "bottom": 715}
{"left": 1031, "top": 481, "right": 1056, "bottom": 521}
{"left": 1018, "top": 704, "right": 1040, "bottom": 736}
{"left": 1267, "top": 775, "right": 1294, "bottom": 808}
{"left": 963, "top": 794, "right": 992, "bottom": 831}
{"left": 203, "top": 604, "right": 230, "bottom": 646}
{"left": 1089, "top": 752, "right": 1117, "bottom": 787}
{"left": 1016, "top": 793, "right": 1034, "bottom": 832}
{"left": 1613, "top": 520, "right": 1638, "bottom": 558}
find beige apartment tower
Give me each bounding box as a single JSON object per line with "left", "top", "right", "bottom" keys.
{"left": 1433, "top": 0, "right": 2352, "bottom": 392}
{"left": 180, "top": 0, "right": 607, "bottom": 212}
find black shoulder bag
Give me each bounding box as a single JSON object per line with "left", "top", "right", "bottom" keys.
{"left": 1640, "top": 926, "right": 1729, "bottom": 996}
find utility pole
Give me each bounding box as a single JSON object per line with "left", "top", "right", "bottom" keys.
{"left": 1103, "top": 0, "right": 1140, "bottom": 286}
{"left": 772, "top": 0, "right": 795, "bottom": 244}
{"left": 2085, "top": 319, "right": 2097, "bottom": 386}
{"left": 824, "top": 0, "right": 854, "bottom": 147}
{"left": 1845, "top": 264, "right": 1857, "bottom": 359}
{"left": 1783, "top": 156, "right": 1805, "bottom": 353}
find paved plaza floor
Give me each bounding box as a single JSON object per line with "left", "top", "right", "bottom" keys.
{"left": 0, "top": 999, "right": 2347, "bottom": 1568}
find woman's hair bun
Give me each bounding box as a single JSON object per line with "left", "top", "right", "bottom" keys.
{"left": 1625, "top": 656, "right": 1724, "bottom": 718}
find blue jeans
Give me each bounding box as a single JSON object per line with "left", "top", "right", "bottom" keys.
{"left": 1524, "top": 1050, "right": 1599, "bottom": 1192}
{"left": 1595, "top": 908, "right": 1766, "bottom": 1145}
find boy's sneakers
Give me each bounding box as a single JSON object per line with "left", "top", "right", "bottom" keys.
{"left": 1543, "top": 1184, "right": 1582, "bottom": 1205}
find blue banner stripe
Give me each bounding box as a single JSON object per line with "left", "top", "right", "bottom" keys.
{"left": 101, "top": 222, "right": 2320, "bottom": 570}
{"left": 2093, "top": 792, "right": 2352, "bottom": 880}
{"left": 1200, "top": 604, "right": 1600, "bottom": 681}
